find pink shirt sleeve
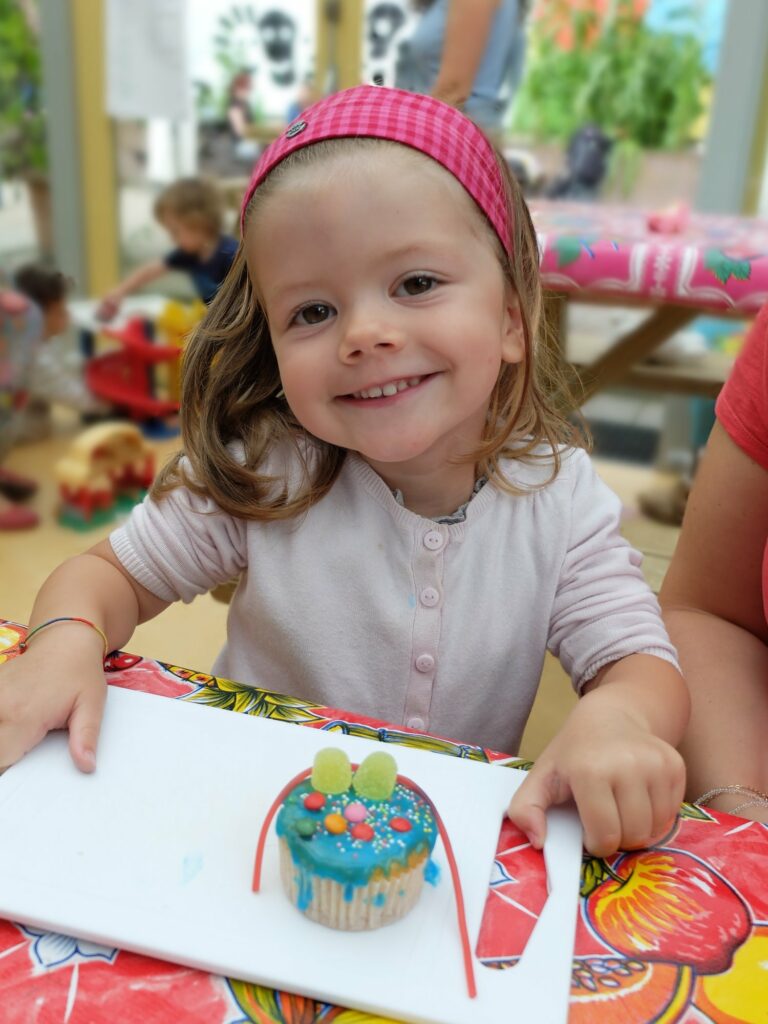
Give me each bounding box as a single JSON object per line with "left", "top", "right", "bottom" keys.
{"left": 716, "top": 304, "right": 768, "bottom": 470}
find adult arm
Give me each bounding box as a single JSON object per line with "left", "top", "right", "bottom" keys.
{"left": 660, "top": 421, "right": 768, "bottom": 819}
{"left": 431, "top": 0, "right": 499, "bottom": 109}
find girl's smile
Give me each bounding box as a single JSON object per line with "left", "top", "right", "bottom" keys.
{"left": 340, "top": 373, "right": 435, "bottom": 403}
{"left": 246, "top": 143, "right": 524, "bottom": 508}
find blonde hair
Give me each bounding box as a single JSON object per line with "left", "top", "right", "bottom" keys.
{"left": 153, "top": 138, "right": 586, "bottom": 519}
{"left": 153, "top": 177, "right": 223, "bottom": 238}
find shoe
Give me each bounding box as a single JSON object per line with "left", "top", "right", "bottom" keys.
{"left": 638, "top": 478, "right": 691, "bottom": 526}
{"left": 0, "top": 467, "right": 39, "bottom": 501}
{"left": 0, "top": 504, "right": 40, "bottom": 529}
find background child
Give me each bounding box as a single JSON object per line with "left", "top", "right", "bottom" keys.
{"left": 0, "top": 87, "right": 688, "bottom": 856}
{"left": 0, "top": 266, "right": 71, "bottom": 529}
{"left": 97, "top": 177, "right": 237, "bottom": 321}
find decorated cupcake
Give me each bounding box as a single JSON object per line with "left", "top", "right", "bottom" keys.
{"left": 255, "top": 748, "right": 439, "bottom": 931}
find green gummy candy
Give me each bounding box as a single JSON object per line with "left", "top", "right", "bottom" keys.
{"left": 311, "top": 748, "right": 352, "bottom": 794}
{"left": 352, "top": 751, "right": 398, "bottom": 800}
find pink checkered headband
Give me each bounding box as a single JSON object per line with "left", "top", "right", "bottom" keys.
{"left": 239, "top": 85, "right": 513, "bottom": 254}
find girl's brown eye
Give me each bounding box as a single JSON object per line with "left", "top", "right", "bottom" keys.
{"left": 402, "top": 275, "right": 436, "bottom": 295}
{"left": 297, "top": 303, "right": 332, "bottom": 325}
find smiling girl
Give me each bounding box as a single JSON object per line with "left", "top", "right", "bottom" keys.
{"left": 0, "top": 87, "right": 688, "bottom": 856}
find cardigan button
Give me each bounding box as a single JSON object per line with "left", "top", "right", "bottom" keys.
{"left": 415, "top": 653, "right": 435, "bottom": 673}
{"left": 423, "top": 530, "right": 444, "bottom": 551}
{"left": 420, "top": 587, "right": 440, "bottom": 607}
{"left": 408, "top": 716, "right": 426, "bottom": 731}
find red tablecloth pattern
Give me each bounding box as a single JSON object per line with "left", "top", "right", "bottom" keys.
{"left": 0, "top": 620, "right": 766, "bottom": 1023}
{"left": 533, "top": 200, "right": 768, "bottom": 315}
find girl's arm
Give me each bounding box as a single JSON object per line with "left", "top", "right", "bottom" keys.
{"left": 660, "top": 421, "right": 768, "bottom": 819}
{"left": 97, "top": 260, "right": 167, "bottom": 320}
{"left": 431, "top": 0, "right": 499, "bottom": 110}
{"left": 508, "top": 654, "right": 688, "bottom": 855}
{"left": 0, "top": 538, "right": 168, "bottom": 772}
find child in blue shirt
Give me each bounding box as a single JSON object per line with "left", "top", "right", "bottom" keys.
{"left": 97, "top": 178, "right": 237, "bottom": 320}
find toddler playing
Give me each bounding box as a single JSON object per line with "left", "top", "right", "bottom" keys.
{"left": 0, "top": 87, "right": 688, "bottom": 855}
{"left": 97, "top": 177, "right": 237, "bottom": 320}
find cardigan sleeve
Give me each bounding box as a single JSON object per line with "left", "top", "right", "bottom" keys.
{"left": 109, "top": 472, "right": 248, "bottom": 604}
{"left": 547, "top": 450, "right": 679, "bottom": 690}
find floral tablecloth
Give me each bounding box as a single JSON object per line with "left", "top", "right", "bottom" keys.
{"left": 533, "top": 200, "right": 768, "bottom": 315}
{"left": 0, "top": 619, "right": 766, "bottom": 1023}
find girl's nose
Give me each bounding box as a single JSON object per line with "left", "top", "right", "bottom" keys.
{"left": 338, "top": 314, "right": 404, "bottom": 362}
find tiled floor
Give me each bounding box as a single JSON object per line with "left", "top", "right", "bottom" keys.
{"left": 0, "top": 410, "right": 680, "bottom": 760}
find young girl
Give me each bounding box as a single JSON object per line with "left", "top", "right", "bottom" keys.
{"left": 0, "top": 87, "right": 688, "bottom": 856}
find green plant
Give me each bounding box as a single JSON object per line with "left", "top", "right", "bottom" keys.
{"left": 0, "top": 0, "right": 46, "bottom": 179}
{"left": 511, "top": 1, "right": 709, "bottom": 150}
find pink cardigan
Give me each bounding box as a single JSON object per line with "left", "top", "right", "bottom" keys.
{"left": 110, "top": 447, "right": 677, "bottom": 754}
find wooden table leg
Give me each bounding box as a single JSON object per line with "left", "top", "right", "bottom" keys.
{"left": 566, "top": 304, "right": 698, "bottom": 403}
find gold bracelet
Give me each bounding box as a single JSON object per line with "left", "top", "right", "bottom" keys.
{"left": 18, "top": 617, "right": 110, "bottom": 659}
{"left": 730, "top": 798, "right": 768, "bottom": 816}
{"left": 695, "top": 784, "right": 768, "bottom": 806}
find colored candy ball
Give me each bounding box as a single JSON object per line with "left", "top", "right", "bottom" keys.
{"left": 325, "top": 813, "right": 348, "bottom": 835}
{"left": 343, "top": 801, "right": 368, "bottom": 823}
{"left": 390, "top": 816, "right": 412, "bottom": 833}
{"left": 352, "top": 751, "right": 397, "bottom": 801}
{"left": 295, "top": 818, "right": 317, "bottom": 839}
{"left": 311, "top": 748, "right": 352, "bottom": 795}
{"left": 351, "top": 823, "right": 375, "bottom": 842}
{"left": 303, "top": 792, "right": 325, "bottom": 812}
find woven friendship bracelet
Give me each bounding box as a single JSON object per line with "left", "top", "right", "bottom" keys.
{"left": 18, "top": 616, "right": 110, "bottom": 659}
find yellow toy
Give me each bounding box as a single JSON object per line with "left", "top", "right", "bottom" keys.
{"left": 55, "top": 422, "right": 155, "bottom": 529}
{"left": 155, "top": 299, "right": 206, "bottom": 403}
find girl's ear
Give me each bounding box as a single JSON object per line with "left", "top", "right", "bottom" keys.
{"left": 501, "top": 289, "right": 525, "bottom": 365}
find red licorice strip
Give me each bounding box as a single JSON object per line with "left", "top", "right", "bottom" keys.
{"left": 252, "top": 767, "right": 313, "bottom": 891}
{"left": 251, "top": 763, "right": 477, "bottom": 1000}
{"left": 395, "top": 772, "right": 477, "bottom": 1000}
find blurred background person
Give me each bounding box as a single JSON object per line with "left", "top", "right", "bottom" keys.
{"left": 96, "top": 178, "right": 236, "bottom": 321}
{"left": 226, "top": 68, "right": 260, "bottom": 163}
{"left": 395, "top": 0, "right": 530, "bottom": 136}
{"left": 0, "top": 268, "right": 70, "bottom": 530}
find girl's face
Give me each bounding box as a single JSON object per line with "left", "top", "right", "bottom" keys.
{"left": 246, "top": 146, "right": 524, "bottom": 480}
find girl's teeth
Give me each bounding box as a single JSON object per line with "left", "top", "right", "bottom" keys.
{"left": 353, "top": 376, "right": 424, "bottom": 399}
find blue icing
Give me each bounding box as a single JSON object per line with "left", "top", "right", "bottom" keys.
{"left": 424, "top": 858, "right": 441, "bottom": 886}
{"left": 343, "top": 882, "right": 354, "bottom": 902}
{"left": 373, "top": 892, "right": 387, "bottom": 907}
{"left": 295, "top": 867, "right": 314, "bottom": 911}
{"left": 276, "top": 779, "right": 437, "bottom": 893}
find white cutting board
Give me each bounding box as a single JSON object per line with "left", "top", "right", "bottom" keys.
{"left": 0, "top": 686, "right": 582, "bottom": 1023}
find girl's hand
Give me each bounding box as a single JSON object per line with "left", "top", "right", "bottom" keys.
{"left": 0, "top": 633, "right": 107, "bottom": 773}
{"left": 507, "top": 702, "right": 686, "bottom": 856}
